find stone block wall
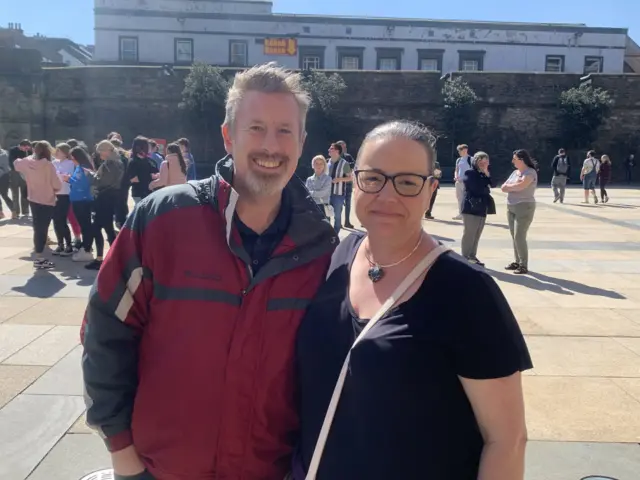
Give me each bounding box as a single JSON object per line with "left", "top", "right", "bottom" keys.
{"left": 1, "top": 58, "right": 639, "bottom": 181}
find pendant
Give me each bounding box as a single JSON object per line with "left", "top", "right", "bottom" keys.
{"left": 368, "top": 264, "right": 385, "bottom": 283}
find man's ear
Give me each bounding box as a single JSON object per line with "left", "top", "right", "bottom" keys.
{"left": 221, "top": 124, "right": 233, "bottom": 155}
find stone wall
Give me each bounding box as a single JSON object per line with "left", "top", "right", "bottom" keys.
{"left": 1, "top": 53, "right": 639, "bottom": 181}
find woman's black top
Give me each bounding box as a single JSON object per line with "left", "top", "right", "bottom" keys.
{"left": 127, "top": 155, "right": 159, "bottom": 199}
{"left": 296, "top": 232, "right": 532, "bottom": 480}
{"left": 462, "top": 169, "right": 496, "bottom": 217}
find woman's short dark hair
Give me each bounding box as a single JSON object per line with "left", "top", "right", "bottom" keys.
{"left": 513, "top": 149, "right": 538, "bottom": 170}
{"left": 358, "top": 120, "right": 436, "bottom": 174}
{"left": 70, "top": 146, "right": 95, "bottom": 170}
{"left": 132, "top": 136, "right": 150, "bottom": 157}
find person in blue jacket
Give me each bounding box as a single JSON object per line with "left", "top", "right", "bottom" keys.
{"left": 177, "top": 137, "right": 197, "bottom": 180}
{"left": 65, "top": 147, "right": 95, "bottom": 263}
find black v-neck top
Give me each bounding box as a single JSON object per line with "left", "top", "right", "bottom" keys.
{"left": 295, "top": 232, "right": 532, "bottom": 480}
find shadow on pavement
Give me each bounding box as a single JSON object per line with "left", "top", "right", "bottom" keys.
{"left": 486, "top": 268, "right": 626, "bottom": 299}
{"left": 485, "top": 222, "right": 510, "bottom": 230}
{"left": 16, "top": 255, "right": 96, "bottom": 288}
{"left": 601, "top": 204, "right": 638, "bottom": 209}
{"left": 10, "top": 270, "right": 66, "bottom": 298}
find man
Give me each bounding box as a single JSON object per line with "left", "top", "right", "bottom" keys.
{"left": 626, "top": 153, "right": 635, "bottom": 184}
{"left": 8, "top": 139, "right": 31, "bottom": 219}
{"left": 550, "top": 148, "right": 571, "bottom": 203}
{"left": 453, "top": 144, "right": 472, "bottom": 220}
{"left": 81, "top": 62, "right": 337, "bottom": 480}
{"left": 176, "top": 137, "right": 197, "bottom": 180}
{"left": 147, "top": 139, "right": 164, "bottom": 169}
{"left": 327, "top": 142, "right": 352, "bottom": 233}
{"left": 336, "top": 140, "right": 355, "bottom": 229}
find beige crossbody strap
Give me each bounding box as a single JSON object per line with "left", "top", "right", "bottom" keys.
{"left": 304, "top": 244, "right": 450, "bottom": 480}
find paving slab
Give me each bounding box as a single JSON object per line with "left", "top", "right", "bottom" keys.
{"left": 525, "top": 441, "right": 640, "bottom": 480}
{"left": 3, "top": 326, "right": 80, "bottom": 366}
{"left": 524, "top": 376, "right": 640, "bottom": 443}
{"left": 25, "top": 345, "right": 83, "bottom": 395}
{"left": 26, "top": 433, "right": 110, "bottom": 480}
{"left": 513, "top": 308, "right": 640, "bottom": 337}
{"left": 5, "top": 297, "right": 88, "bottom": 326}
{"left": 0, "top": 394, "right": 86, "bottom": 480}
{"left": 0, "top": 365, "right": 48, "bottom": 408}
{"left": 0, "top": 272, "right": 92, "bottom": 299}
{"left": 0, "top": 296, "right": 43, "bottom": 323}
{"left": 0, "top": 324, "right": 52, "bottom": 362}
{"left": 68, "top": 412, "right": 92, "bottom": 434}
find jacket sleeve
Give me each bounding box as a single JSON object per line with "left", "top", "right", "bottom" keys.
{"left": 187, "top": 156, "right": 197, "bottom": 180}
{"left": 13, "top": 157, "right": 25, "bottom": 173}
{"left": 81, "top": 204, "right": 152, "bottom": 452}
{"left": 317, "top": 175, "right": 332, "bottom": 201}
{"left": 462, "top": 170, "right": 484, "bottom": 196}
{"left": 150, "top": 161, "right": 168, "bottom": 190}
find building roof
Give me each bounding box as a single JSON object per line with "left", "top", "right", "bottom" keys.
{"left": 0, "top": 26, "right": 92, "bottom": 65}
{"left": 625, "top": 36, "right": 640, "bottom": 73}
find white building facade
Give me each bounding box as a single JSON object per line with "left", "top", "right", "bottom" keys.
{"left": 94, "top": 0, "right": 628, "bottom": 74}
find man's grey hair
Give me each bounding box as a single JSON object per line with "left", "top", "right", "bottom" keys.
{"left": 224, "top": 62, "right": 311, "bottom": 135}
{"left": 357, "top": 120, "right": 437, "bottom": 173}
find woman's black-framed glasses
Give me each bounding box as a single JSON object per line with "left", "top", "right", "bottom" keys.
{"left": 354, "top": 169, "right": 429, "bottom": 197}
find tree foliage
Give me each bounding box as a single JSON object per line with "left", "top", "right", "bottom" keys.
{"left": 299, "top": 70, "right": 347, "bottom": 115}
{"left": 559, "top": 84, "right": 613, "bottom": 147}
{"left": 441, "top": 77, "right": 478, "bottom": 157}
{"left": 179, "top": 62, "right": 230, "bottom": 119}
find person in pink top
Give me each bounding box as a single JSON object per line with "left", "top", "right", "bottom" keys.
{"left": 150, "top": 142, "right": 188, "bottom": 190}
{"left": 14, "top": 141, "right": 62, "bottom": 269}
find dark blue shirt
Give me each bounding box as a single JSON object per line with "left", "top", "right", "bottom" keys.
{"left": 295, "top": 232, "right": 532, "bottom": 479}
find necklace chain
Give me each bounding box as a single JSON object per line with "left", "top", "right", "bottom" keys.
{"left": 365, "top": 235, "right": 423, "bottom": 269}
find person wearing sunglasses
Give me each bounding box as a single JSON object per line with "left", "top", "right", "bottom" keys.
{"left": 294, "top": 120, "right": 531, "bottom": 480}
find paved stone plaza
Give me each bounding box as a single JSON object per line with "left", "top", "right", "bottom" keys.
{"left": 0, "top": 185, "right": 639, "bottom": 480}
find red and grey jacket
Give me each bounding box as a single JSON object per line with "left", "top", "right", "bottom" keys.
{"left": 81, "top": 156, "right": 338, "bottom": 480}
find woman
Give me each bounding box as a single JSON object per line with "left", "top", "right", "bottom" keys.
{"left": 599, "top": 154, "right": 612, "bottom": 203}
{"left": 65, "top": 147, "right": 95, "bottom": 263}
{"left": 52, "top": 143, "right": 75, "bottom": 256}
{"left": 461, "top": 151, "right": 495, "bottom": 266}
{"left": 501, "top": 149, "right": 538, "bottom": 275}
{"left": 580, "top": 150, "right": 600, "bottom": 204}
{"left": 85, "top": 140, "right": 124, "bottom": 270}
{"left": 0, "top": 143, "right": 13, "bottom": 219}
{"left": 295, "top": 121, "right": 531, "bottom": 480}
{"left": 150, "top": 143, "right": 188, "bottom": 190}
{"left": 127, "top": 136, "right": 158, "bottom": 204}
{"left": 14, "top": 141, "right": 62, "bottom": 269}
{"left": 177, "top": 137, "right": 197, "bottom": 181}
{"left": 305, "top": 155, "right": 332, "bottom": 207}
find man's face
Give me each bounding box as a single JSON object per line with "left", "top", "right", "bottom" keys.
{"left": 328, "top": 145, "right": 340, "bottom": 160}
{"left": 222, "top": 91, "right": 305, "bottom": 198}
{"left": 19, "top": 145, "right": 30, "bottom": 152}
{"left": 459, "top": 148, "right": 468, "bottom": 157}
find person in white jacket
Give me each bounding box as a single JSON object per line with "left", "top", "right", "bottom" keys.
{"left": 52, "top": 143, "right": 76, "bottom": 256}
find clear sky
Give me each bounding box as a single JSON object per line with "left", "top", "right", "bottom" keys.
{"left": 4, "top": 0, "right": 637, "bottom": 46}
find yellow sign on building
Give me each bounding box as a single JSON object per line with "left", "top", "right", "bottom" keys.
{"left": 264, "top": 38, "right": 298, "bottom": 56}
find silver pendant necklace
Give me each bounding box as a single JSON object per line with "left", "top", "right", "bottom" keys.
{"left": 364, "top": 235, "right": 423, "bottom": 283}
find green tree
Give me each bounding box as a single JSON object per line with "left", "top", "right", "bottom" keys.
{"left": 441, "top": 77, "right": 478, "bottom": 159}
{"left": 298, "top": 70, "right": 348, "bottom": 175}
{"left": 559, "top": 84, "right": 613, "bottom": 148}
{"left": 179, "top": 62, "right": 230, "bottom": 157}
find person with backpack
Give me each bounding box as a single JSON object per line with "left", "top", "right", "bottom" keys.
{"left": 550, "top": 148, "right": 571, "bottom": 203}
{"left": 580, "top": 150, "right": 600, "bottom": 204}
{"left": 453, "top": 144, "right": 472, "bottom": 220}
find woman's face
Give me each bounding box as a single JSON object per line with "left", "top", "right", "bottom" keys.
{"left": 354, "top": 137, "right": 433, "bottom": 238}
{"left": 312, "top": 159, "right": 326, "bottom": 176}
{"left": 512, "top": 155, "right": 524, "bottom": 170}
{"left": 98, "top": 149, "right": 111, "bottom": 161}
{"left": 477, "top": 157, "right": 490, "bottom": 170}
{"left": 54, "top": 149, "right": 66, "bottom": 160}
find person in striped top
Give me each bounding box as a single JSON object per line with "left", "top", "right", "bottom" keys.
{"left": 327, "top": 142, "right": 352, "bottom": 233}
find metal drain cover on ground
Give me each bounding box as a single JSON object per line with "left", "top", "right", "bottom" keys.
{"left": 580, "top": 476, "right": 619, "bottom": 480}
{"left": 79, "top": 470, "right": 114, "bottom": 480}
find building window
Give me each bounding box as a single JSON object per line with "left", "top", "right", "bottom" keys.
{"left": 299, "top": 45, "right": 325, "bottom": 70}
{"left": 337, "top": 47, "right": 364, "bottom": 70}
{"left": 346, "top": 27, "right": 352, "bottom": 35}
{"left": 418, "top": 49, "right": 444, "bottom": 72}
{"left": 175, "top": 38, "right": 193, "bottom": 64}
{"left": 303, "top": 26, "right": 310, "bottom": 33}
{"left": 545, "top": 55, "right": 565, "bottom": 72}
{"left": 584, "top": 56, "right": 603, "bottom": 73}
{"left": 119, "top": 36, "right": 138, "bottom": 63}
{"left": 376, "top": 47, "right": 402, "bottom": 71}
{"left": 458, "top": 50, "right": 485, "bottom": 71}
{"left": 229, "top": 40, "right": 248, "bottom": 67}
